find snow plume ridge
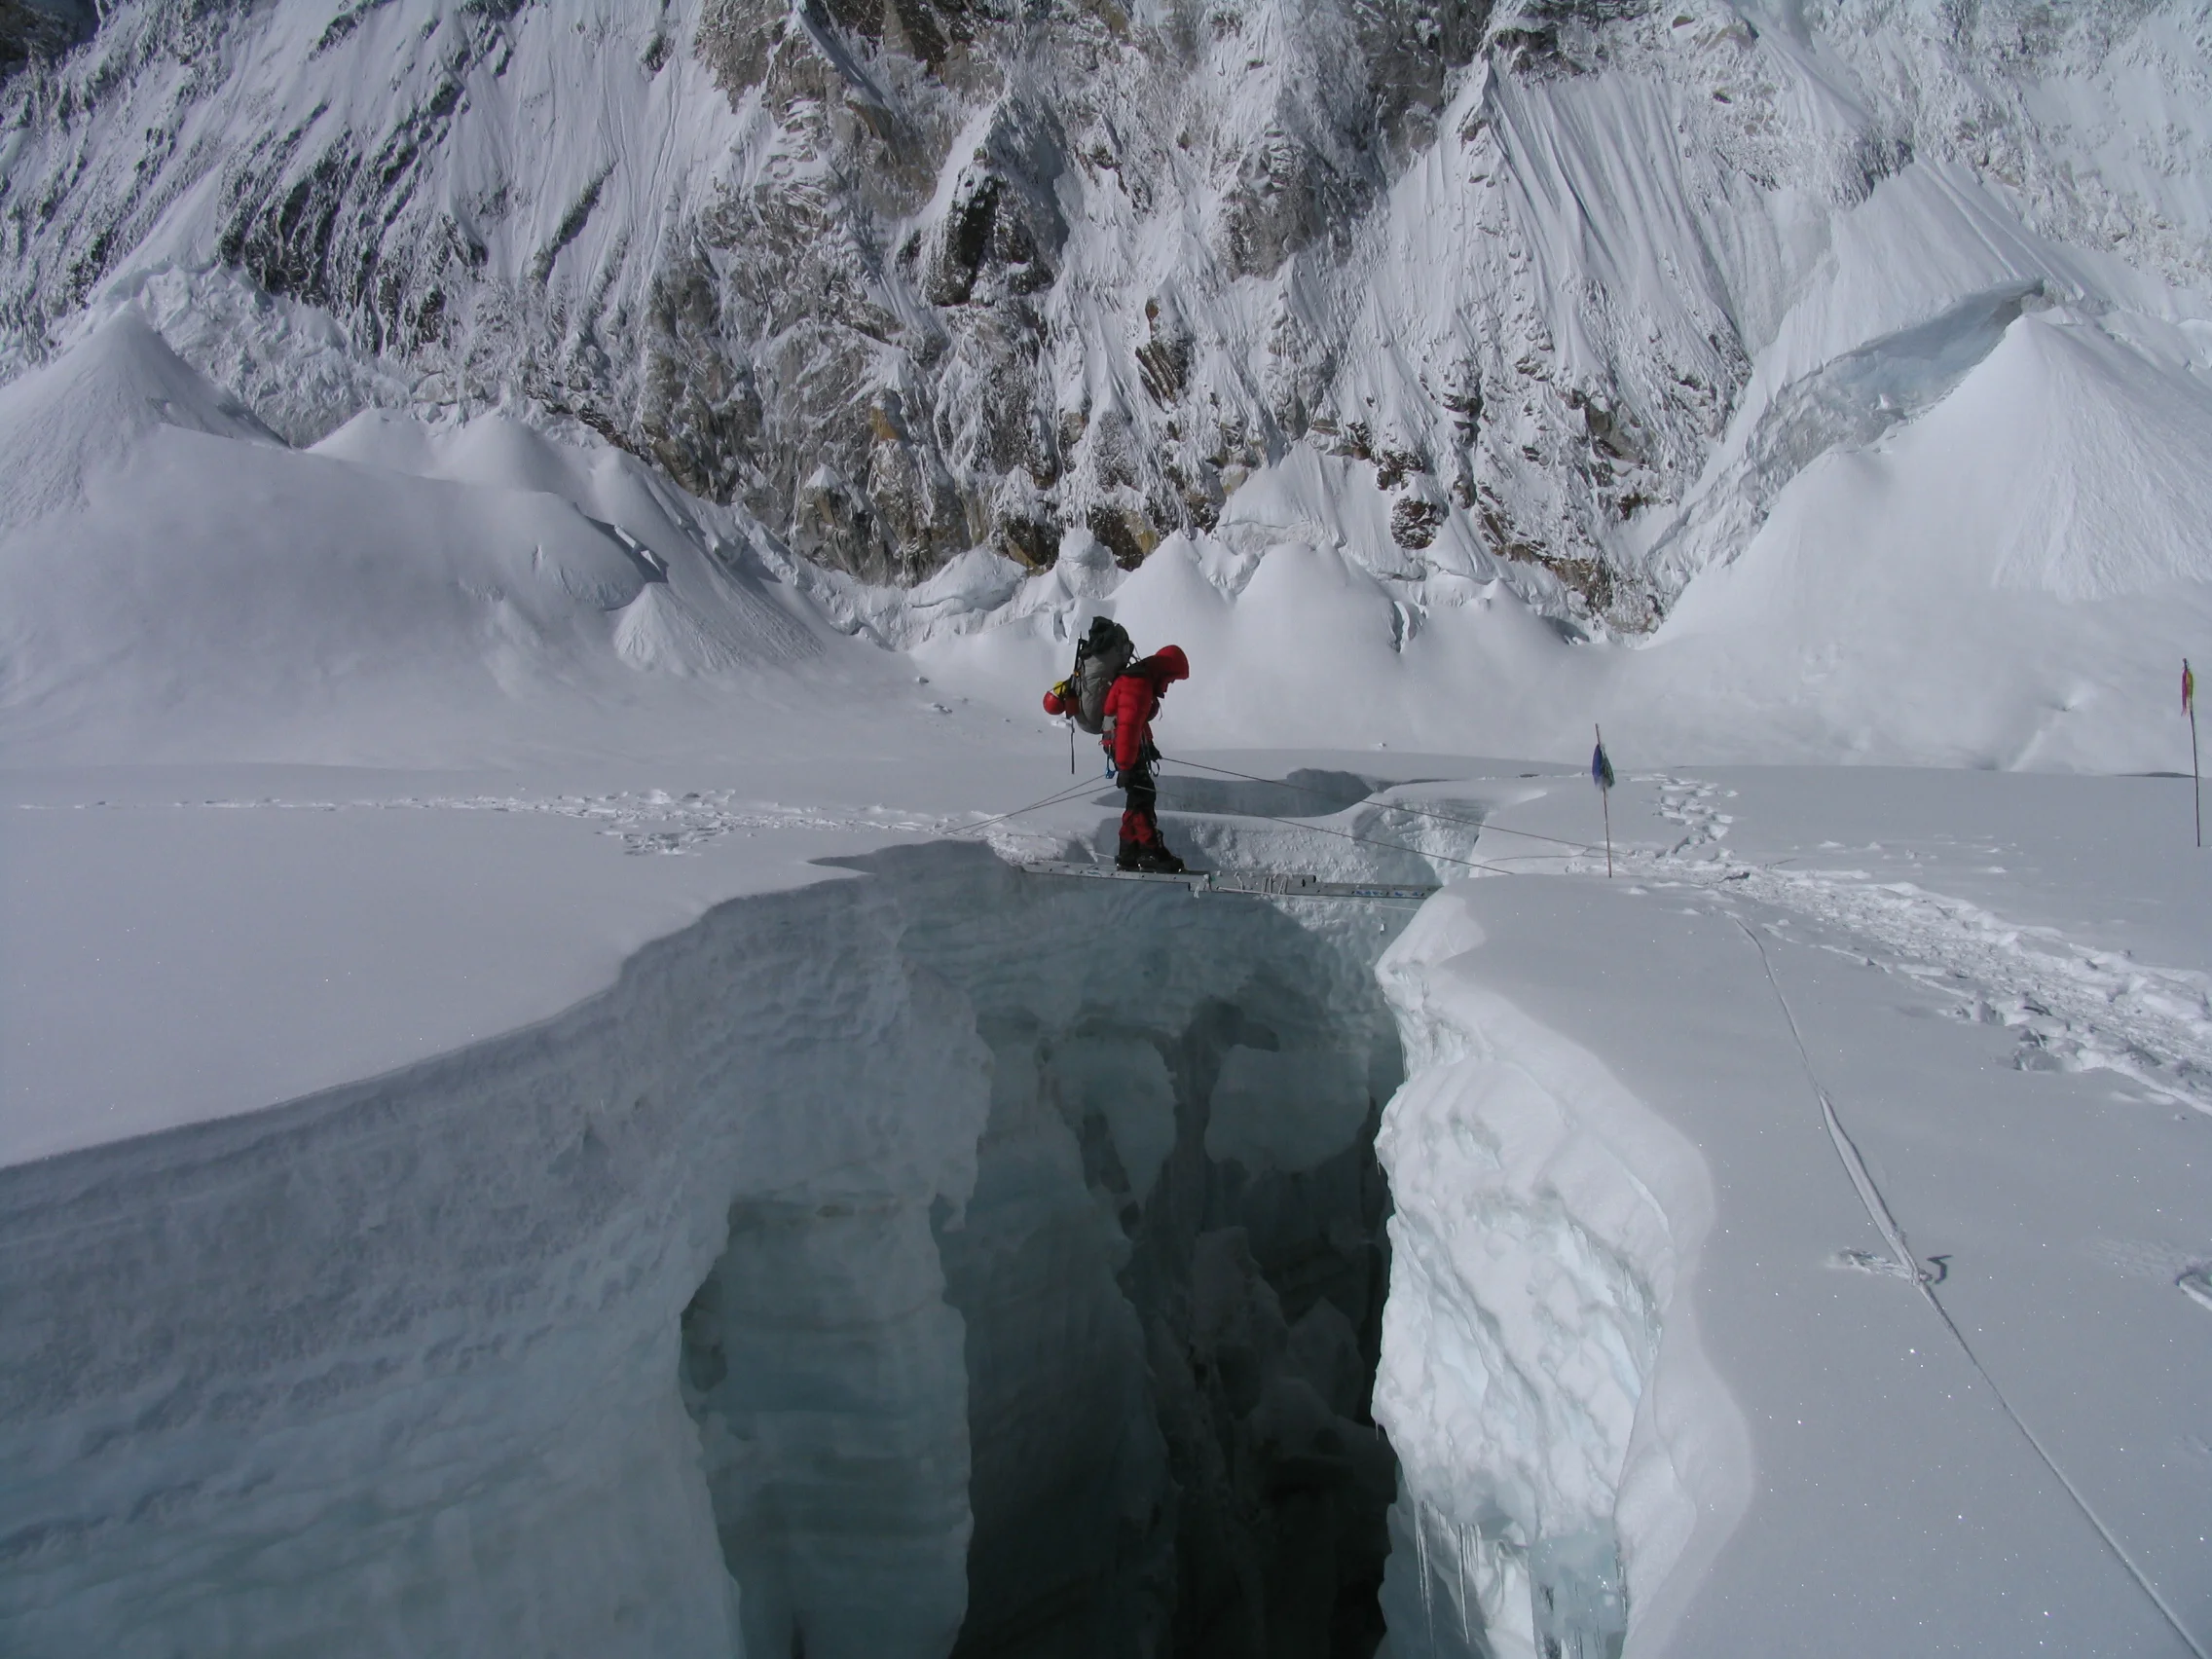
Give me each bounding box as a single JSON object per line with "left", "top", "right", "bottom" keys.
{"left": 1370, "top": 887, "right": 1748, "bottom": 1659}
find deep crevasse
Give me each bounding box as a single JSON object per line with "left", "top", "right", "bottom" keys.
{"left": 0, "top": 841, "right": 1408, "bottom": 1657}
{"left": 1, "top": 830, "right": 1749, "bottom": 1658}
{"left": 1, "top": 849, "right": 988, "bottom": 1657}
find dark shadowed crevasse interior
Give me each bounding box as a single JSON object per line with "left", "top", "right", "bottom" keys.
{"left": 944, "top": 1006, "right": 1397, "bottom": 1659}
{"left": 679, "top": 847, "right": 1407, "bottom": 1659}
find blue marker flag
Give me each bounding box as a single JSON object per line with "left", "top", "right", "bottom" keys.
{"left": 1591, "top": 737, "right": 1615, "bottom": 792}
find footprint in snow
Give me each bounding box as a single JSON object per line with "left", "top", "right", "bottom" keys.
{"left": 2179, "top": 1268, "right": 2212, "bottom": 1314}
{"left": 1829, "top": 1248, "right": 1917, "bottom": 1280}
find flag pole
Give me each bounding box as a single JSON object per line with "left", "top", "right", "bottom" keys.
{"left": 2188, "top": 659, "right": 2200, "bottom": 849}
{"left": 1603, "top": 779, "right": 1613, "bottom": 881}
{"left": 1595, "top": 722, "right": 1613, "bottom": 879}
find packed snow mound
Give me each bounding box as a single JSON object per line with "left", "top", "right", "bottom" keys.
{"left": 314, "top": 408, "right": 829, "bottom": 673}
{"left": 1630, "top": 309, "right": 2212, "bottom": 767}
{"left": 0, "top": 319, "right": 851, "bottom": 767}
{"left": 0, "top": 311, "right": 276, "bottom": 531}
{"left": 1979, "top": 316, "right": 2212, "bottom": 601}
{"left": 317, "top": 409, "right": 717, "bottom": 557}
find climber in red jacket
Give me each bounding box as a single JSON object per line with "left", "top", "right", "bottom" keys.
{"left": 1104, "top": 645, "right": 1190, "bottom": 872}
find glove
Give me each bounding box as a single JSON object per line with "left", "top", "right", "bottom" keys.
{"left": 1115, "top": 768, "right": 1143, "bottom": 790}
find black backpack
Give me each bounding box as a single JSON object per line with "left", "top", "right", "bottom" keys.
{"left": 1055, "top": 615, "right": 1134, "bottom": 735}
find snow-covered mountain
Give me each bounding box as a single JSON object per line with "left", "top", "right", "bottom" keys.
{"left": 7, "top": 0, "right": 2210, "bottom": 628}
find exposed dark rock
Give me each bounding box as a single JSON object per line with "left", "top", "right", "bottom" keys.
{"left": 1387, "top": 497, "right": 1445, "bottom": 550}
{"left": 1371, "top": 445, "right": 1422, "bottom": 491}
{"left": 1001, "top": 514, "right": 1061, "bottom": 568}
{"left": 1136, "top": 299, "right": 1194, "bottom": 406}
{"left": 1487, "top": 0, "right": 1653, "bottom": 76}
{"left": 0, "top": 0, "right": 91, "bottom": 78}
{"left": 1088, "top": 502, "right": 1155, "bottom": 571}
{"left": 925, "top": 167, "right": 1004, "bottom": 304}
{"left": 1215, "top": 128, "right": 1365, "bottom": 280}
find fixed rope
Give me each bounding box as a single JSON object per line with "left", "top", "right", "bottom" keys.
{"left": 943, "top": 776, "right": 1112, "bottom": 838}
{"left": 1729, "top": 913, "right": 2207, "bottom": 1659}
{"left": 946, "top": 762, "right": 1534, "bottom": 879}
{"left": 1145, "top": 794, "right": 1531, "bottom": 880}
{"left": 1159, "top": 755, "right": 1611, "bottom": 858}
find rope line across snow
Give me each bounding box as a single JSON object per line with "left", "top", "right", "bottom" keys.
{"left": 954, "top": 759, "right": 1538, "bottom": 879}
{"left": 1729, "top": 913, "right": 2208, "bottom": 1659}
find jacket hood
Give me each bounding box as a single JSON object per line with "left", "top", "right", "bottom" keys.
{"left": 1149, "top": 645, "right": 1190, "bottom": 682}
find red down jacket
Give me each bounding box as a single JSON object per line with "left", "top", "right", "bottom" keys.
{"left": 1104, "top": 645, "right": 1189, "bottom": 769}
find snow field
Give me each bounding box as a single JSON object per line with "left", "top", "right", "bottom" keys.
{"left": 1638, "top": 769, "right": 2212, "bottom": 1115}
{"left": 1358, "top": 765, "right": 2212, "bottom": 1656}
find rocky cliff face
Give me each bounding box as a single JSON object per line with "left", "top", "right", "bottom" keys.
{"left": 3, "top": 0, "right": 2206, "bottom": 623}
{"left": 0, "top": 0, "right": 87, "bottom": 77}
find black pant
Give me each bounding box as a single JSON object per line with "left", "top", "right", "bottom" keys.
{"left": 1119, "top": 766, "right": 1160, "bottom": 848}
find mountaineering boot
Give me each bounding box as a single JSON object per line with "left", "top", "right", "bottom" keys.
{"left": 1134, "top": 844, "right": 1187, "bottom": 874}
{"left": 1115, "top": 841, "right": 1148, "bottom": 871}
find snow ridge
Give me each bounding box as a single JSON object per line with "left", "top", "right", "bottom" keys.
{"left": 1372, "top": 884, "right": 1745, "bottom": 1659}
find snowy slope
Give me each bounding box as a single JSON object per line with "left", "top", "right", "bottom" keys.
{"left": 903, "top": 287, "right": 2212, "bottom": 769}
{"left": 0, "top": 311, "right": 947, "bottom": 767}
{"left": 6, "top": 0, "right": 2211, "bottom": 629}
